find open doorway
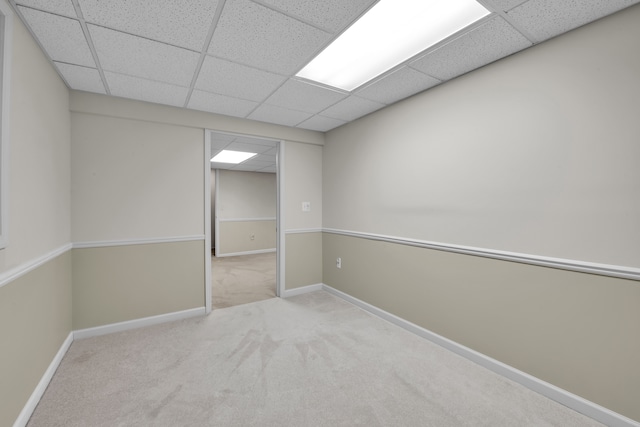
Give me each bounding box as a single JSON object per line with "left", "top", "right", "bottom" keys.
{"left": 207, "top": 131, "right": 281, "bottom": 310}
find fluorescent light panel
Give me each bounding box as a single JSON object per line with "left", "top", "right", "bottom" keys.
{"left": 211, "top": 150, "right": 257, "bottom": 164}
{"left": 296, "top": 0, "right": 490, "bottom": 91}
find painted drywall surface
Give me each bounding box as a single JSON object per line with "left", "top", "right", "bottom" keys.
{"left": 0, "top": 252, "right": 72, "bottom": 427}
{"left": 217, "top": 170, "right": 276, "bottom": 219}
{"left": 69, "top": 91, "right": 324, "bottom": 146}
{"left": 284, "top": 141, "right": 322, "bottom": 231}
{"left": 71, "top": 113, "right": 204, "bottom": 242}
{"left": 216, "top": 170, "right": 276, "bottom": 255}
{"left": 0, "top": 9, "right": 73, "bottom": 426}
{"left": 72, "top": 241, "right": 204, "bottom": 330}
{"left": 323, "top": 5, "right": 640, "bottom": 269}
{"left": 218, "top": 220, "right": 276, "bottom": 255}
{"left": 0, "top": 5, "right": 71, "bottom": 271}
{"left": 322, "top": 233, "right": 640, "bottom": 421}
{"left": 285, "top": 232, "right": 322, "bottom": 289}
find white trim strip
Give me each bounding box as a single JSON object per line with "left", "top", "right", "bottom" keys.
{"left": 285, "top": 228, "right": 322, "bottom": 234}
{"left": 12, "top": 332, "right": 74, "bottom": 427}
{"left": 0, "top": 244, "right": 72, "bottom": 289}
{"left": 218, "top": 217, "right": 276, "bottom": 222}
{"left": 215, "top": 248, "right": 276, "bottom": 258}
{"left": 281, "top": 283, "right": 323, "bottom": 298}
{"left": 323, "top": 228, "right": 640, "bottom": 281}
{"left": 322, "top": 284, "right": 640, "bottom": 427}
{"left": 72, "top": 235, "right": 205, "bottom": 249}
{"left": 73, "top": 307, "right": 206, "bottom": 340}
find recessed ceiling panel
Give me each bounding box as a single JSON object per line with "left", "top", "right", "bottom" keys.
{"left": 410, "top": 16, "right": 532, "bottom": 81}
{"left": 506, "top": 0, "right": 640, "bottom": 43}
{"left": 208, "top": 0, "right": 332, "bottom": 74}
{"left": 18, "top": 7, "right": 95, "bottom": 67}
{"left": 264, "top": 79, "right": 347, "bottom": 114}
{"left": 16, "top": 0, "right": 77, "bottom": 17}
{"left": 297, "top": 115, "right": 346, "bottom": 132}
{"left": 319, "top": 96, "right": 385, "bottom": 122}
{"left": 54, "top": 62, "right": 105, "bottom": 93}
{"left": 195, "top": 56, "right": 287, "bottom": 102}
{"left": 105, "top": 72, "right": 189, "bottom": 107}
{"left": 78, "top": 0, "right": 219, "bottom": 51}
{"left": 89, "top": 25, "right": 200, "bottom": 86}
{"left": 255, "top": 0, "right": 376, "bottom": 33}
{"left": 482, "top": 0, "right": 528, "bottom": 12}
{"left": 248, "top": 104, "right": 313, "bottom": 127}
{"left": 188, "top": 90, "right": 258, "bottom": 118}
{"left": 356, "top": 66, "right": 441, "bottom": 105}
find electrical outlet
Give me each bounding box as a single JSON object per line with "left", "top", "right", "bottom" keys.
{"left": 250, "top": 234, "right": 255, "bottom": 240}
{"left": 336, "top": 257, "right": 342, "bottom": 269}
{"left": 302, "top": 201, "right": 311, "bottom": 212}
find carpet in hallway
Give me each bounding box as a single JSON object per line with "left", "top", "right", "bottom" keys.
{"left": 212, "top": 252, "right": 276, "bottom": 309}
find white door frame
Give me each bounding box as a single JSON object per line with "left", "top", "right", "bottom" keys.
{"left": 204, "top": 130, "right": 284, "bottom": 313}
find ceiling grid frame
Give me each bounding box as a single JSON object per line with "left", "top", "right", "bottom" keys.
{"left": 9, "top": 0, "right": 640, "bottom": 132}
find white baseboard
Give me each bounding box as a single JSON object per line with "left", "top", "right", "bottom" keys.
{"left": 74, "top": 307, "right": 206, "bottom": 340}
{"left": 13, "top": 332, "right": 74, "bottom": 427}
{"left": 281, "top": 283, "right": 324, "bottom": 298}
{"left": 321, "top": 284, "right": 640, "bottom": 427}
{"left": 215, "top": 248, "right": 276, "bottom": 258}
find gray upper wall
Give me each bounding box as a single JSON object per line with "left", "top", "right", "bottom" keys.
{"left": 324, "top": 4, "right": 640, "bottom": 270}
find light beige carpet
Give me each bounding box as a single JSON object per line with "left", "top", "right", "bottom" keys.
{"left": 212, "top": 252, "right": 276, "bottom": 309}
{"left": 27, "top": 291, "right": 603, "bottom": 426}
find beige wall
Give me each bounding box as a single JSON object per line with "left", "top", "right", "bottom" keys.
{"left": 324, "top": 5, "right": 640, "bottom": 269}
{"left": 216, "top": 169, "right": 276, "bottom": 220}
{"left": 283, "top": 141, "right": 323, "bottom": 289}
{"left": 71, "top": 113, "right": 204, "bottom": 242}
{"left": 323, "top": 233, "right": 640, "bottom": 421}
{"left": 285, "top": 232, "right": 322, "bottom": 289}
{"left": 0, "top": 7, "right": 72, "bottom": 426}
{"left": 322, "top": 5, "right": 640, "bottom": 423}
{"left": 215, "top": 170, "right": 276, "bottom": 255}
{"left": 218, "top": 220, "right": 276, "bottom": 255}
{"left": 72, "top": 241, "right": 204, "bottom": 329}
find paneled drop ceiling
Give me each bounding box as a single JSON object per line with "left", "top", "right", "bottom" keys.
{"left": 210, "top": 132, "right": 278, "bottom": 173}
{"left": 11, "top": 0, "right": 640, "bottom": 132}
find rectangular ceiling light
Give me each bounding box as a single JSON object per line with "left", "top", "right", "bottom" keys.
{"left": 211, "top": 150, "right": 257, "bottom": 164}
{"left": 296, "top": 0, "right": 490, "bottom": 91}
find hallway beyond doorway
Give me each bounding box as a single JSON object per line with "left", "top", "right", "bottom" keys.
{"left": 211, "top": 252, "right": 276, "bottom": 309}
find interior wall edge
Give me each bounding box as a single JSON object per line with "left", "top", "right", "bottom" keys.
{"left": 323, "top": 228, "right": 640, "bottom": 282}
{"left": 321, "top": 284, "right": 640, "bottom": 427}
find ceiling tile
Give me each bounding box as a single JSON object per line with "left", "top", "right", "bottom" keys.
{"left": 297, "top": 115, "right": 346, "bottom": 132}
{"left": 481, "top": 0, "right": 529, "bottom": 12}
{"left": 54, "top": 62, "right": 105, "bottom": 93}
{"left": 195, "top": 56, "right": 287, "bottom": 102}
{"left": 104, "top": 72, "right": 189, "bottom": 107}
{"left": 208, "top": 0, "right": 332, "bottom": 74}
{"left": 319, "top": 96, "right": 385, "bottom": 122}
{"left": 188, "top": 90, "right": 258, "bottom": 118}
{"left": 254, "top": 0, "right": 376, "bottom": 33}
{"left": 18, "top": 7, "right": 95, "bottom": 67}
{"left": 15, "top": 0, "right": 77, "bottom": 17}
{"left": 89, "top": 25, "right": 199, "bottom": 86}
{"left": 248, "top": 104, "right": 312, "bottom": 127}
{"left": 264, "top": 79, "right": 347, "bottom": 113}
{"left": 232, "top": 136, "right": 277, "bottom": 146}
{"left": 356, "top": 67, "right": 441, "bottom": 105}
{"left": 506, "top": 0, "right": 640, "bottom": 43}
{"left": 257, "top": 166, "right": 276, "bottom": 173}
{"left": 78, "top": 0, "right": 219, "bottom": 51}
{"left": 410, "top": 16, "right": 532, "bottom": 81}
